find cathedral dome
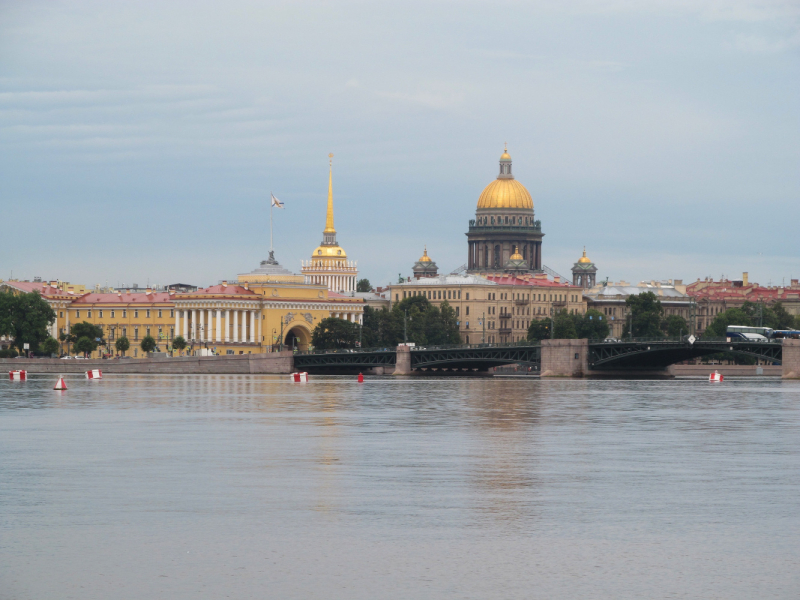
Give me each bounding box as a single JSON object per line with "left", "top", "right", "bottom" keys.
{"left": 577, "top": 247, "right": 592, "bottom": 264}
{"left": 477, "top": 148, "right": 533, "bottom": 210}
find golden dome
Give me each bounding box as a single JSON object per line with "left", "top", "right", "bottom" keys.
{"left": 419, "top": 246, "right": 432, "bottom": 263}
{"left": 578, "top": 247, "right": 591, "bottom": 264}
{"left": 313, "top": 244, "right": 347, "bottom": 259}
{"left": 510, "top": 245, "right": 523, "bottom": 260}
{"left": 477, "top": 179, "right": 533, "bottom": 210}
{"left": 500, "top": 150, "right": 511, "bottom": 160}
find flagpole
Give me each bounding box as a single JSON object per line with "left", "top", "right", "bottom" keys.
{"left": 270, "top": 192, "right": 274, "bottom": 252}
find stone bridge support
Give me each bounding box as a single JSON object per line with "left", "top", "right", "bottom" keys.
{"left": 541, "top": 339, "right": 589, "bottom": 377}
{"left": 393, "top": 345, "right": 412, "bottom": 375}
{"left": 782, "top": 339, "right": 800, "bottom": 379}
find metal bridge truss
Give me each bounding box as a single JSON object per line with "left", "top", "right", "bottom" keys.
{"left": 294, "top": 350, "right": 396, "bottom": 371}
{"left": 411, "top": 345, "right": 541, "bottom": 371}
{"left": 589, "top": 340, "right": 783, "bottom": 370}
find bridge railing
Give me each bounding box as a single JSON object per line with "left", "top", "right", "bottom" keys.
{"left": 297, "top": 340, "right": 543, "bottom": 355}
{"left": 597, "top": 337, "right": 782, "bottom": 344}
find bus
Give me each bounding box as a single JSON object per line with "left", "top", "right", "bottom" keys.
{"left": 726, "top": 325, "right": 773, "bottom": 341}
{"left": 771, "top": 330, "right": 800, "bottom": 339}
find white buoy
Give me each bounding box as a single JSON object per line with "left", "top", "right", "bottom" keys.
{"left": 9, "top": 370, "right": 27, "bottom": 381}
{"left": 709, "top": 370, "right": 724, "bottom": 382}
{"left": 291, "top": 372, "right": 308, "bottom": 382}
{"left": 85, "top": 369, "right": 103, "bottom": 380}
{"left": 54, "top": 376, "right": 68, "bottom": 390}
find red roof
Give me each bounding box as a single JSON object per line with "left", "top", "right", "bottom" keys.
{"left": 484, "top": 275, "right": 578, "bottom": 288}
{"left": 76, "top": 292, "right": 173, "bottom": 304}
{"left": 2, "top": 281, "right": 80, "bottom": 298}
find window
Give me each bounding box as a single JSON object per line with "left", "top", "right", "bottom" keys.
{"left": 87, "top": 310, "right": 92, "bottom": 318}
{"left": 134, "top": 328, "right": 139, "bottom": 340}
{"left": 438, "top": 291, "right": 442, "bottom": 299}
{"left": 403, "top": 291, "right": 407, "bottom": 299}
{"left": 466, "top": 306, "right": 470, "bottom": 316}
{"left": 466, "top": 293, "right": 469, "bottom": 300}
{"left": 158, "top": 310, "right": 162, "bottom": 318}
{"left": 456, "top": 307, "right": 460, "bottom": 316}
{"left": 75, "top": 310, "right": 80, "bottom": 318}
{"left": 146, "top": 310, "right": 151, "bottom": 318}
{"left": 59, "top": 311, "right": 63, "bottom": 318}
{"left": 123, "top": 310, "right": 127, "bottom": 318}
{"left": 111, "top": 310, "right": 115, "bottom": 318}
{"left": 134, "top": 310, "right": 139, "bottom": 318}
{"left": 170, "top": 327, "right": 174, "bottom": 339}
{"left": 458, "top": 290, "right": 461, "bottom": 299}
{"left": 170, "top": 309, "right": 174, "bottom": 318}
{"left": 122, "top": 327, "right": 127, "bottom": 337}
{"left": 396, "top": 294, "right": 399, "bottom": 301}
{"left": 99, "top": 310, "right": 103, "bottom": 318}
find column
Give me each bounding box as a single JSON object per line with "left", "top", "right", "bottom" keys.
{"left": 175, "top": 309, "right": 180, "bottom": 339}
{"left": 200, "top": 309, "right": 206, "bottom": 341}
{"left": 241, "top": 310, "right": 247, "bottom": 342}
{"left": 225, "top": 309, "right": 230, "bottom": 342}
{"left": 257, "top": 310, "right": 262, "bottom": 345}
{"left": 250, "top": 310, "right": 256, "bottom": 343}
{"left": 192, "top": 309, "right": 198, "bottom": 340}
{"left": 183, "top": 310, "right": 188, "bottom": 338}
{"left": 233, "top": 310, "right": 239, "bottom": 342}
{"left": 216, "top": 309, "right": 221, "bottom": 342}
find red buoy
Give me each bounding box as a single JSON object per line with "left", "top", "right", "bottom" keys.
{"left": 358, "top": 372, "right": 364, "bottom": 383}
{"left": 54, "top": 376, "right": 67, "bottom": 390}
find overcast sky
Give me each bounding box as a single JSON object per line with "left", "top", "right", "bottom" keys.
{"left": 1, "top": 0, "right": 798, "bottom": 289}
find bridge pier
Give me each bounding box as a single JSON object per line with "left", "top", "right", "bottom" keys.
{"left": 541, "top": 339, "right": 588, "bottom": 377}
{"left": 782, "top": 339, "right": 800, "bottom": 379}
{"left": 393, "top": 345, "right": 412, "bottom": 375}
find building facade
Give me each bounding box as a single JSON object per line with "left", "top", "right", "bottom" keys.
{"left": 572, "top": 248, "right": 598, "bottom": 289}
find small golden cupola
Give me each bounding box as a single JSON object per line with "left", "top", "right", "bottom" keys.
{"left": 412, "top": 246, "right": 438, "bottom": 279}
{"left": 504, "top": 244, "right": 528, "bottom": 273}
{"left": 572, "top": 246, "right": 598, "bottom": 289}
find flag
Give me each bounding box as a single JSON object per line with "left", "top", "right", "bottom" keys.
{"left": 271, "top": 193, "right": 284, "bottom": 208}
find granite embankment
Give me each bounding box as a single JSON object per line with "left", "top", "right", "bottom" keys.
{"left": 1, "top": 352, "right": 294, "bottom": 374}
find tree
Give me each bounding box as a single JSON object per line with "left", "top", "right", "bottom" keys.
{"left": 661, "top": 314, "right": 689, "bottom": 338}
{"left": 66, "top": 321, "right": 104, "bottom": 345}
{"left": 356, "top": 278, "right": 373, "bottom": 293}
{"left": 172, "top": 335, "right": 187, "bottom": 352}
{"left": 704, "top": 308, "right": 751, "bottom": 337}
{"left": 623, "top": 292, "right": 664, "bottom": 338}
{"left": 553, "top": 309, "right": 578, "bottom": 339}
{"left": 73, "top": 336, "right": 95, "bottom": 357}
{"left": 140, "top": 335, "right": 157, "bottom": 353}
{"left": 0, "top": 290, "right": 56, "bottom": 353}
{"left": 361, "top": 306, "right": 401, "bottom": 347}
{"left": 312, "top": 317, "right": 360, "bottom": 349}
{"left": 115, "top": 336, "right": 130, "bottom": 356}
{"left": 527, "top": 318, "right": 551, "bottom": 342}
{"left": 40, "top": 337, "right": 60, "bottom": 356}
{"left": 577, "top": 309, "right": 610, "bottom": 340}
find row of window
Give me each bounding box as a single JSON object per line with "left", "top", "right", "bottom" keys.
{"left": 62, "top": 325, "right": 175, "bottom": 341}
{"left": 66, "top": 309, "right": 175, "bottom": 320}
{"left": 399, "top": 290, "right": 580, "bottom": 303}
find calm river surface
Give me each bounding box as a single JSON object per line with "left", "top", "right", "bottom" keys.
{"left": 2, "top": 374, "right": 799, "bottom": 599}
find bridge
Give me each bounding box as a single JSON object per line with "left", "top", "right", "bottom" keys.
{"left": 293, "top": 338, "right": 800, "bottom": 377}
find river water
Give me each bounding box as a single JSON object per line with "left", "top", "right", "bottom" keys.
{"left": 1, "top": 374, "right": 799, "bottom": 599}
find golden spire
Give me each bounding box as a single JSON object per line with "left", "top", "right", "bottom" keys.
{"left": 578, "top": 246, "right": 592, "bottom": 263}
{"left": 510, "top": 245, "right": 523, "bottom": 260}
{"left": 324, "top": 153, "right": 335, "bottom": 234}
{"left": 419, "top": 245, "right": 432, "bottom": 262}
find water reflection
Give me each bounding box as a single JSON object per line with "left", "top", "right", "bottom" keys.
{"left": 1, "top": 375, "right": 799, "bottom": 599}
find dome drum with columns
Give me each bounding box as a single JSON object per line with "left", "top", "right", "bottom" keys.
{"left": 467, "top": 146, "right": 544, "bottom": 273}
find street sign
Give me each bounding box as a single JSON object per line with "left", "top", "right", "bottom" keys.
{"left": 688, "top": 335, "right": 696, "bottom": 345}
{"left": 23, "top": 343, "right": 29, "bottom": 350}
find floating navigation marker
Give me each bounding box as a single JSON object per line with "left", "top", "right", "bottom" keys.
{"left": 358, "top": 373, "right": 364, "bottom": 383}
{"left": 291, "top": 372, "right": 308, "bottom": 383}
{"left": 85, "top": 369, "right": 103, "bottom": 380}
{"left": 9, "top": 370, "right": 27, "bottom": 381}
{"left": 709, "top": 370, "right": 723, "bottom": 382}
{"left": 54, "top": 376, "right": 68, "bottom": 390}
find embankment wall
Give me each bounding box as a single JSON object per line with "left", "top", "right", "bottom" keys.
{"left": 1, "top": 352, "right": 294, "bottom": 375}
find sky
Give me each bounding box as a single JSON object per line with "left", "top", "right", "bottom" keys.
{"left": 1, "top": 0, "right": 798, "bottom": 289}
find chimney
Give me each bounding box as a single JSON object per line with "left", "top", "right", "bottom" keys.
{"left": 791, "top": 279, "right": 799, "bottom": 287}
{"left": 222, "top": 281, "right": 228, "bottom": 288}
{"left": 743, "top": 272, "right": 749, "bottom": 286}
{"left": 244, "top": 282, "right": 249, "bottom": 290}
{"left": 145, "top": 288, "right": 152, "bottom": 295}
